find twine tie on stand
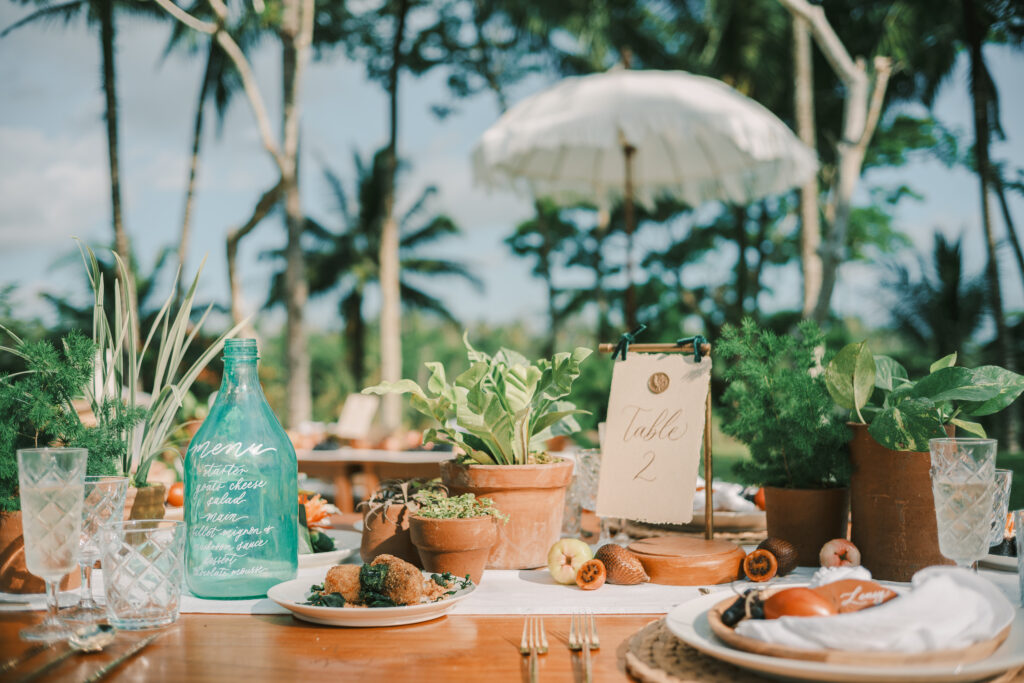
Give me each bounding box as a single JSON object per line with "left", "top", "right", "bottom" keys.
{"left": 612, "top": 324, "right": 647, "bottom": 361}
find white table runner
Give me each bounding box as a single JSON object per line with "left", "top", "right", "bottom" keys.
{"left": 5, "top": 566, "right": 1019, "bottom": 617}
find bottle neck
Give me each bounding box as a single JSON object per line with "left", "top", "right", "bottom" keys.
{"left": 221, "top": 359, "right": 261, "bottom": 393}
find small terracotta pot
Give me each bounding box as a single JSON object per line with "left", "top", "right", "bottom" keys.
{"left": 848, "top": 422, "right": 954, "bottom": 581}
{"left": 441, "top": 457, "right": 573, "bottom": 570}
{"left": 409, "top": 515, "right": 498, "bottom": 584}
{"left": 763, "top": 486, "right": 850, "bottom": 567}
{"left": 360, "top": 503, "right": 421, "bottom": 567}
{"left": 0, "top": 511, "right": 80, "bottom": 594}
{"left": 128, "top": 483, "right": 167, "bottom": 521}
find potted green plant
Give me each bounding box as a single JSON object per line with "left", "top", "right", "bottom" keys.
{"left": 717, "top": 319, "right": 851, "bottom": 566}
{"left": 364, "top": 334, "right": 591, "bottom": 569}
{"left": 0, "top": 331, "right": 140, "bottom": 593}
{"left": 77, "top": 245, "right": 243, "bottom": 517}
{"left": 826, "top": 342, "right": 1024, "bottom": 580}
{"left": 408, "top": 490, "right": 508, "bottom": 584}
{"left": 358, "top": 478, "right": 447, "bottom": 566}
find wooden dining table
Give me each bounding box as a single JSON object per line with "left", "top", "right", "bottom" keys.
{"left": 0, "top": 611, "right": 657, "bottom": 681}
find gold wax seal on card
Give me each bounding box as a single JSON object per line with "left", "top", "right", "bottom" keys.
{"left": 647, "top": 372, "right": 670, "bottom": 394}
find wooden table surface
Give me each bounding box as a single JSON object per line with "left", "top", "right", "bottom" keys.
{"left": 1, "top": 612, "right": 656, "bottom": 682}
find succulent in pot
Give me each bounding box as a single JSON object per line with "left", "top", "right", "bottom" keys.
{"left": 825, "top": 343, "right": 1024, "bottom": 580}
{"left": 358, "top": 478, "right": 447, "bottom": 566}
{"left": 717, "top": 319, "right": 851, "bottom": 566}
{"left": 364, "top": 333, "right": 591, "bottom": 570}
{"left": 408, "top": 491, "right": 507, "bottom": 584}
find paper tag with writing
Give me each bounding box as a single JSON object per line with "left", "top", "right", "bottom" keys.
{"left": 595, "top": 353, "right": 711, "bottom": 524}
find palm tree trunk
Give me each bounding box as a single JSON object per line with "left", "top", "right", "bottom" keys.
{"left": 343, "top": 290, "right": 366, "bottom": 387}
{"left": 994, "top": 174, "right": 1024, "bottom": 289}
{"left": 176, "top": 43, "right": 218, "bottom": 307}
{"left": 733, "top": 205, "right": 749, "bottom": 318}
{"left": 99, "top": 2, "right": 138, "bottom": 339}
{"left": 793, "top": 15, "right": 822, "bottom": 319}
{"left": 963, "top": 0, "right": 1017, "bottom": 450}
{"left": 226, "top": 182, "right": 282, "bottom": 327}
{"left": 279, "top": 0, "right": 314, "bottom": 427}
{"left": 379, "top": 0, "right": 411, "bottom": 436}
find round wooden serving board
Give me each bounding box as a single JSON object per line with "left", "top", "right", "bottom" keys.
{"left": 628, "top": 536, "right": 745, "bottom": 586}
{"left": 706, "top": 593, "right": 1011, "bottom": 667}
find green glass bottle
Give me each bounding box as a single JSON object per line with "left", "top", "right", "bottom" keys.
{"left": 184, "top": 339, "right": 298, "bottom": 598}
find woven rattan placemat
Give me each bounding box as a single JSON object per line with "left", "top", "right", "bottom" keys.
{"left": 623, "top": 619, "right": 1024, "bottom": 683}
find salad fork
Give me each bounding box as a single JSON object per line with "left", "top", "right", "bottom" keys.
{"left": 520, "top": 616, "right": 547, "bottom": 682}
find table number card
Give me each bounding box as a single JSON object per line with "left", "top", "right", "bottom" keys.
{"left": 595, "top": 353, "right": 712, "bottom": 524}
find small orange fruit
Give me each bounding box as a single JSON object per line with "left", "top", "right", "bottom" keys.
{"left": 575, "top": 559, "right": 607, "bottom": 590}
{"left": 753, "top": 487, "right": 766, "bottom": 511}
{"left": 166, "top": 481, "right": 185, "bottom": 508}
{"left": 742, "top": 549, "right": 778, "bottom": 582}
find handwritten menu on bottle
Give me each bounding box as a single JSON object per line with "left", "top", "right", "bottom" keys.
{"left": 595, "top": 353, "right": 711, "bottom": 524}
{"left": 188, "top": 441, "right": 277, "bottom": 578}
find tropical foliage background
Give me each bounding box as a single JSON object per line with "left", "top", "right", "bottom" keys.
{"left": 1, "top": 0, "right": 1022, "bottom": 500}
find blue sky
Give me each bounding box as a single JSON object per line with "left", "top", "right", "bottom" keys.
{"left": 1, "top": 5, "right": 1022, "bottom": 337}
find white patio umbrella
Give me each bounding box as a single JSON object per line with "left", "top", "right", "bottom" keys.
{"left": 472, "top": 68, "right": 818, "bottom": 327}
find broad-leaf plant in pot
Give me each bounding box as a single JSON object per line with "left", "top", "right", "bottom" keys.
{"left": 364, "top": 333, "right": 591, "bottom": 569}
{"left": 826, "top": 343, "right": 1024, "bottom": 581}
{"left": 718, "top": 319, "right": 850, "bottom": 567}
{"left": 408, "top": 490, "right": 508, "bottom": 584}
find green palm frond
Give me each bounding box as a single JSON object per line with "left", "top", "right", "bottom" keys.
{"left": 1, "top": 0, "right": 88, "bottom": 37}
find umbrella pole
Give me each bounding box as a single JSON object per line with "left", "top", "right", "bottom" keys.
{"left": 623, "top": 144, "right": 637, "bottom": 329}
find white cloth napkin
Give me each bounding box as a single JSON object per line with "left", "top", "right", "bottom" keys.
{"left": 692, "top": 478, "right": 758, "bottom": 513}
{"left": 735, "top": 566, "right": 1015, "bottom": 652}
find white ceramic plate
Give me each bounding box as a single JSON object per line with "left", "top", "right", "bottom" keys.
{"left": 297, "top": 530, "right": 360, "bottom": 568}
{"left": 978, "top": 553, "right": 1017, "bottom": 572}
{"left": 664, "top": 592, "right": 1024, "bottom": 683}
{"left": 267, "top": 569, "right": 475, "bottom": 627}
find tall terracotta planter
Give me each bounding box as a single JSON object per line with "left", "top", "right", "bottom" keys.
{"left": 763, "top": 486, "right": 850, "bottom": 567}
{"left": 848, "top": 423, "right": 954, "bottom": 581}
{"left": 361, "top": 504, "right": 421, "bottom": 567}
{"left": 409, "top": 515, "right": 498, "bottom": 584}
{"left": 0, "top": 511, "right": 80, "bottom": 594}
{"left": 441, "top": 458, "right": 573, "bottom": 569}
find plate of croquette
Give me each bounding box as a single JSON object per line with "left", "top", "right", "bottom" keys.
{"left": 267, "top": 554, "right": 476, "bottom": 627}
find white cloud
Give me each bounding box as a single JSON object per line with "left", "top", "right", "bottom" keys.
{"left": 0, "top": 126, "right": 107, "bottom": 247}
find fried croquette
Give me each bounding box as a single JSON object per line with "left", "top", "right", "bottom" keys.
{"left": 370, "top": 554, "right": 425, "bottom": 606}
{"left": 322, "top": 564, "right": 361, "bottom": 603}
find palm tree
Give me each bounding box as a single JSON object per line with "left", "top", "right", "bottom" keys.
{"left": 3, "top": 0, "right": 165, "bottom": 335}
{"left": 884, "top": 233, "right": 988, "bottom": 369}
{"left": 265, "top": 149, "right": 482, "bottom": 387}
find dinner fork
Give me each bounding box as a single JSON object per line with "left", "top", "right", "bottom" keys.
{"left": 520, "top": 615, "right": 547, "bottom": 682}
{"left": 568, "top": 611, "right": 600, "bottom": 650}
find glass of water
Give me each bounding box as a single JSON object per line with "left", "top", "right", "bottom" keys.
{"left": 16, "top": 447, "right": 87, "bottom": 642}
{"left": 101, "top": 520, "right": 185, "bottom": 630}
{"left": 929, "top": 438, "right": 997, "bottom": 568}
{"left": 63, "top": 476, "right": 129, "bottom": 623}
{"left": 989, "top": 469, "right": 1013, "bottom": 547}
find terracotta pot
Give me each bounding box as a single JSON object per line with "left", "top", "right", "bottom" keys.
{"left": 360, "top": 503, "right": 421, "bottom": 567}
{"left": 440, "top": 458, "right": 573, "bottom": 569}
{"left": 128, "top": 483, "right": 167, "bottom": 521}
{"left": 409, "top": 515, "right": 498, "bottom": 584}
{"left": 848, "top": 422, "right": 954, "bottom": 581}
{"left": 0, "top": 511, "right": 80, "bottom": 594}
{"left": 763, "top": 486, "right": 850, "bottom": 567}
